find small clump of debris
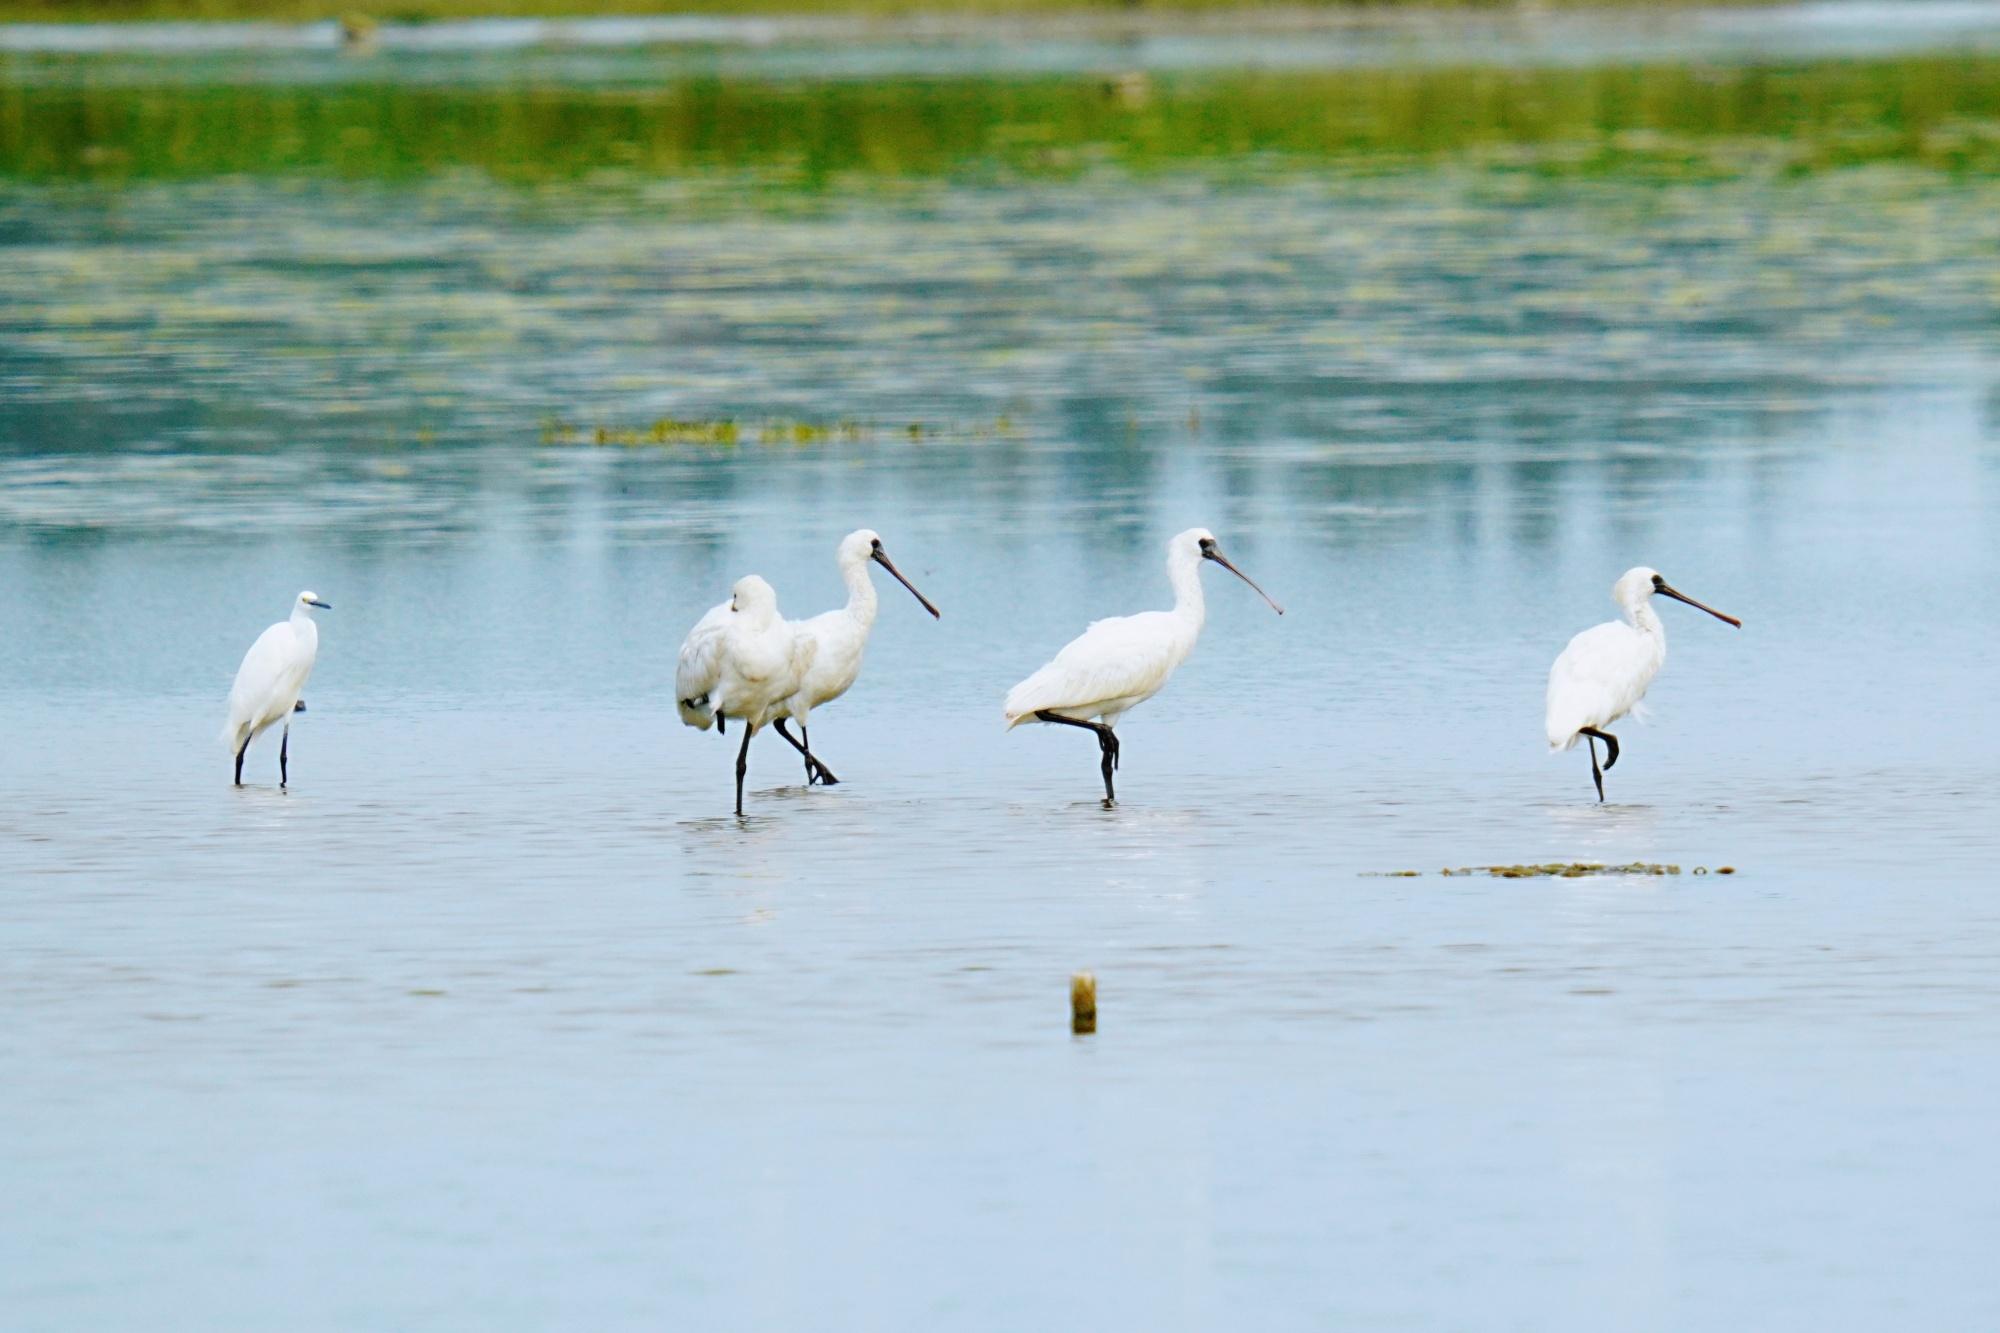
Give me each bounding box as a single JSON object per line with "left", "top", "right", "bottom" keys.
{"left": 1366, "top": 862, "right": 1739, "bottom": 879}
{"left": 1450, "top": 862, "right": 1679, "bottom": 878}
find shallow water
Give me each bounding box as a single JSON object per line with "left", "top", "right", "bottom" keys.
{"left": 6, "top": 17, "right": 2000, "bottom": 1330}
{"left": 7, "top": 0, "right": 2000, "bottom": 78}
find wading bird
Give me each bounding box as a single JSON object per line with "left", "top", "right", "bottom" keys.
{"left": 775, "top": 529, "right": 940, "bottom": 786}
{"left": 1546, "top": 566, "right": 1741, "bottom": 802}
{"left": 222, "top": 590, "right": 330, "bottom": 788}
{"left": 1004, "top": 528, "right": 1283, "bottom": 806}
{"left": 677, "top": 575, "right": 818, "bottom": 816}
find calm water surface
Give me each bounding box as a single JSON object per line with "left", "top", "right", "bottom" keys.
{"left": 5, "top": 22, "right": 2000, "bottom": 1331}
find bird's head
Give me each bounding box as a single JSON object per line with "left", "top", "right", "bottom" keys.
{"left": 856, "top": 529, "right": 940, "bottom": 620}
{"left": 1617, "top": 567, "right": 1740, "bottom": 627}
{"left": 297, "top": 590, "right": 332, "bottom": 612}
{"left": 837, "top": 529, "right": 881, "bottom": 565}
{"left": 1613, "top": 567, "right": 1660, "bottom": 609}
{"left": 730, "top": 575, "right": 779, "bottom": 620}
{"left": 1177, "top": 528, "right": 1284, "bottom": 616}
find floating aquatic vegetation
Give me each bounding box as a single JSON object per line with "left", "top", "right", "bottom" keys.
{"left": 1366, "top": 863, "right": 1738, "bottom": 878}
{"left": 1452, "top": 862, "right": 1681, "bottom": 878}
{"left": 1070, "top": 972, "right": 1097, "bottom": 1036}
{"left": 539, "top": 415, "right": 1023, "bottom": 448}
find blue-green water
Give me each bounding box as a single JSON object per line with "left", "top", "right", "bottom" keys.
{"left": 5, "top": 9, "right": 2000, "bottom": 1330}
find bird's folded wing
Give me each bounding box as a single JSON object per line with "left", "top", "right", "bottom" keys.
{"left": 787, "top": 625, "right": 819, "bottom": 684}
{"left": 1545, "top": 623, "right": 1638, "bottom": 737}
{"left": 224, "top": 623, "right": 313, "bottom": 741}
{"left": 675, "top": 600, "right": 732, "bottom": 703}
{"left": 1006, "top": 617, "right": 1152, "bottom": 720}
{"left": 228, "top": 623, "right": 286, "bottom": 693}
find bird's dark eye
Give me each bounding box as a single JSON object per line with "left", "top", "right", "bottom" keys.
{"left": 1652, "top": 574, "right": 1666, "bottom": 588}
{"left": 871, "top": 539, "right": 883, "bottom": 552}
{"left": 1199, "top": 538, "right": 1216, "bottom": 552}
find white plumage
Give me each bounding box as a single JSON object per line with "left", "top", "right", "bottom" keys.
{"left": 222, "top": 589, "right": 330, "bottom": 788}
{"left": 1003, "top": 606, "right": 1190, "bottom": 728}
{"left": 1545, "top": 619, "right": 1663, "bottom": 754}
{"left": 1005, "top": 527, "right": 1283, "bottom": 805}
{"left": 675, "top": 574, "right": 818, "bottom": 815}
{"left": 776, "top": 528, "right": 940, "bottom": 785}
{"left": 1545, "top": 565, "right": 1740, "bottom": 801}
{"left": 674, "top": 598, "right": 733, "bottom": 733}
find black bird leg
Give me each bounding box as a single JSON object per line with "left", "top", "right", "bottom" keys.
{"left": 280, "top": 724, "right": 290, "bottom": 789}
{"left": 234, "top": 735, "right": 249, "bottom": 786}
{"left": 736, "top": 720, "right": 756, "bottom": 816}
{"left": 1035, "top": 710, "right": 1121, "bottom": 806}
{"left": 776, "top": 718, "right": 814, "bottom": 783}
{"left": 1583, "top": 733, "right": 1604, "bottom": 803}
{"left": 1579, "top": 726, "right": 1620, "bottom": 770}
{"left": 773, "top": 718, "right": 839, "bottom": 786}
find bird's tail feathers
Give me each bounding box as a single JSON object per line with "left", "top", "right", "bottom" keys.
{"left": 1002, "top": 667, "right": 1061, "bottom": 728}
{"left": 677, "top": 694, "right": 715, "bottom": 731}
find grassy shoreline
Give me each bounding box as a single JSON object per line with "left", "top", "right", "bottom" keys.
{"left": 6, "top": 56, "right": 1998, "bottom": 185}
{"left": 0, "top": 0, "right": 1771, "bottom": 23}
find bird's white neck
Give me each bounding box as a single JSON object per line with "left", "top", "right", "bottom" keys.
{"left": 1167, "top": 548, "right": 1207, "bottom": 629}
{"left": 289, "top": 603, "right": 320, "bottom": 652}
{"left": 840, "top": 552, "right": 880, "bottom": 628}
{"left": 1626, "top": 597, "right": 1664, "bottom": 639}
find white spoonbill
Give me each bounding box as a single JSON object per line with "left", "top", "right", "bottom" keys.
{"left": 1546, "top": 566, "right": 1741, "bottom": 802}
{"left": 774, "top": 529, "right": 941, "bottom": 786}
{"left": 1004, "top": 528, "right": 1283, "bottom": 806}
{"left": 676, "top": 575, "right": 817, "bottom": 816}
{"left": 222, "top": 590, "right": 330, "bottom": 788}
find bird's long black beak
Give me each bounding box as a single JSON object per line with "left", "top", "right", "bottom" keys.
{"left": 1656, "top": 582, "right": 1739, "bottom": 628}
{"left": 872, "top": 547, "right": 941, "bottom": 619}
{"left": 308, "top": 599, "right": 333, "bottom": 609}
{"left": 1204, "top": 546, "right": 1285, "bottom": 615}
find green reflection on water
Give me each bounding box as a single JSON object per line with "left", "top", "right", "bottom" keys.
{"left": 5, "top": 56, "right": 2000, "bottom": 186}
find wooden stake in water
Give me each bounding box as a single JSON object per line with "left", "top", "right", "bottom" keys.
{"left": 1070, "top": 972, "right": 1097, "bottom": 1035}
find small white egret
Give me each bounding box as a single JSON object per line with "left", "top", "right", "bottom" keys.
{"left": 676, "top": 575, "right": 818, "bottom": 816}
{"left": 1546, "top": 566, "right": 1741, "bottom": 802}
{"left": 773, "top": 529, "right": 940, "bottom": 786}
{"left": 222, "top": 590, "right": 330, "bottom": 788}
{"left": 1004, "top": 528, "right": 1283, "bottom": 806}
